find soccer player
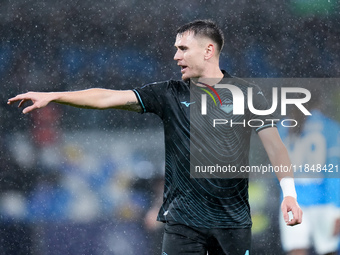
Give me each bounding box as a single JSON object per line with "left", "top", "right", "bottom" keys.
{"left": 8, "top": 20, "right": 302, "bottom": 255}
{"left": 278, "top": 93, "right": 340, "bottom": 255}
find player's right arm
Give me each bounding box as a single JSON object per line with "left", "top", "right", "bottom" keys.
{"left": 7, "top": 88, "right": 141, "bottom": 114}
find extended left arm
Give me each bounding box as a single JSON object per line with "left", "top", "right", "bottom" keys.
{"left": 258, "top": 127, "right": 303, "bottom": 226}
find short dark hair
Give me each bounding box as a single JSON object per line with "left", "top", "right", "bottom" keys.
{"left": 176, "top": 20, "right": 224, "bottom": 53}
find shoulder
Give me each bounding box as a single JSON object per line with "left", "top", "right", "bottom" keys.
{"left": 220, "top": 76, "right": 262, "bottom": 92}
{"left": 141, "top": 79, "right": 186, "bottom": 88}
{"left": 141, "top": 78, "right": 186, "bottom": 85}
{"left": 139, "top": 79, "right": 189, "bottom": 93}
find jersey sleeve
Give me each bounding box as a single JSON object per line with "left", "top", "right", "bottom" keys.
{"left": 324, "top": 120, "right": 340, "bottom": 207}
{"left": 133, "top": 81, "right": 169, "bottom": 117}
{"left": 249, "top": 84, "right": 278, "bottom": 133}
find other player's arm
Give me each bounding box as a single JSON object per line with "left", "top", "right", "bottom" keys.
{"left": 258, "top": 127, "right": 303, "bottom": 226}
{"left": 7, "top": 89, "right": 141, "bottom": 114}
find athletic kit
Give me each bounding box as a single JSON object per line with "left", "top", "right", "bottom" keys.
{"left": 133, "top": 71, "right": 275, "bottom": 254}
{"left": 278, "top": 110, "right": 340, "bottom": 254}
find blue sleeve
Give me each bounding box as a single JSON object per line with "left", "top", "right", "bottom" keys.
{"left": 325, "top": 120, "right": 340, "bottom": 207}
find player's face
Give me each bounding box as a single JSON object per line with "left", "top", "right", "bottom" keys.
{"left": 174, "top": 31, "right": 206, "bottom": 81}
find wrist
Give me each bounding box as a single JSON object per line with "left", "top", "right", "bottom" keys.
{"left": 51, "top": 91, "right": 65, "bottom": 103}
{"left": 280, "top": 177, "right": 297, "bottom": 199}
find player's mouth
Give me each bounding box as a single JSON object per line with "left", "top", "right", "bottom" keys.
{"left": 180, "top": 66, "right": 188, "bottom": 73}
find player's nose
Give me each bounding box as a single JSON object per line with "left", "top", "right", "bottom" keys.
{"left": 173, "top": 50, "right": 181, "bottom": 61}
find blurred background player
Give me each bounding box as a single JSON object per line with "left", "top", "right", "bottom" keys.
{"left": 278, "top": 89, "right": 340, "bottom": 255}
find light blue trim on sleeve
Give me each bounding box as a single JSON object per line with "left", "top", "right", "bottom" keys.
{"left": 133, "top": 89, "right": 146, "bottom": 113}
{"left": 256, "top": 123, "right": 277, "bottom": 133}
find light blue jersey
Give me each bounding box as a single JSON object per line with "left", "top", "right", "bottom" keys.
{"left": 278, "top": 110, "right": 340, "bottom": 208}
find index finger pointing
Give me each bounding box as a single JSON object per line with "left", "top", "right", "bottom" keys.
{"left": 7, "top": 95, "right": 24, "bottom": 104}
{"left": 8, "top": 93, "right": 31, "bottom": 105}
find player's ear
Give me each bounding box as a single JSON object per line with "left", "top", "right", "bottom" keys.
{"left": 204, "top": 43, "right": 215, "bottom": 60}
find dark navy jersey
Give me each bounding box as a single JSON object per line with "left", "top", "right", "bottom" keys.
{"left": 133, "top": 71, "right": 276, "bottom": 228}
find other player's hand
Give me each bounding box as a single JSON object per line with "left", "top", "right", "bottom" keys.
{"left": 7, "top": 92, "right": 53, "bottom": 114}
{"left": 333, "top": 217, "right": 340, "bottom": 236}
{"left": 281, "top": 196, "right": 303, "bottom": 226}
{"left": 144, "top": 207, "right": 163, "bottom": 231}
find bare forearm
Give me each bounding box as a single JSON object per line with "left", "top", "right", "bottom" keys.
{"left": 52, "top": 89, "right": 105, "bottom": 108}
{"left": 8, "top": 88, "right": 140, "bottom": 114}
{"left": 268, "top": 143, "right": 294, "bottom": 181}
{"left": 52, "top": 88, "right": 136, "bottom": 109}
{"left": 259, "top": 128, "right": 302, "bottom": 225}
{"left": 258, "top": 128, "right": 294, "bottom": 181}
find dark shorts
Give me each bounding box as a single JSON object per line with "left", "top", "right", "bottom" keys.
{"left": 161, "top": 221, "right": 251, "bottom": 255}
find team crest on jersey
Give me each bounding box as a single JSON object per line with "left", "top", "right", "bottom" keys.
{"left": 220, "top": 99, "right": 233, "bottom": 113}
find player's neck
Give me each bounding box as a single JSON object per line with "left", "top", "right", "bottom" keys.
{"left": 197, "top": 64, "right": 223, "bottom": 86}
